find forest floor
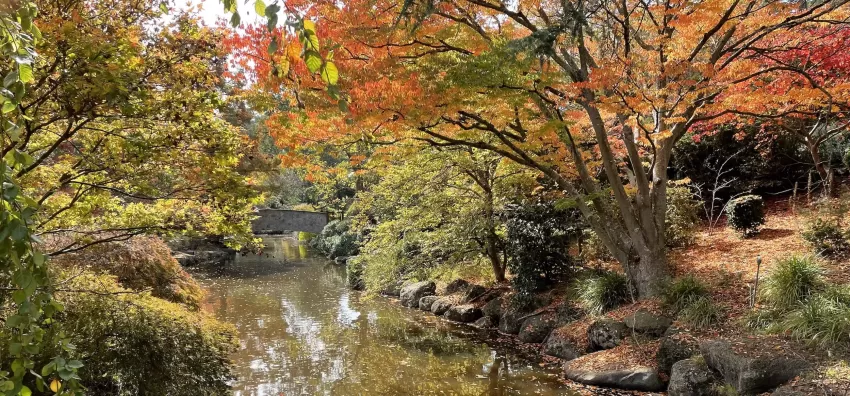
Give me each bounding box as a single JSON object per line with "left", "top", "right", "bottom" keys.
{"left": 530, "top": 197, "right": 850, "bottom": 395}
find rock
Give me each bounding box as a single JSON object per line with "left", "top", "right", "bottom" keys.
{"left": 174, "top": 250, "right": 233, "bottom": 267}
{"left": 431, "top": 298, "right": 454, "bottom": 315}
{"left": 444, "top": 305, "right": 483, "bottom": 323}
{"left": 400, "top": 281, "right": 436, "bottom": 308}
{"left": 482, "top": 297, "right": 503, "bottom": 319}
{"left": 543, "top": 330, "right": 582, "bottom": 361}
{"left": 700, "top": 340, "right": 810, "bottom": 394}
{"left": 445, "top": 279, "right": 470, "bottom": 294}
{"left": 419, "top": 295, "right": 439, "bottom": 311}
{"left": 624, "top": 309, "right": 673, "bottom": 336}
{"left": 656, "top": 327, "right": 699, "bottom": 374}
{"left": 498, "top": 295, "right": 550, "bottom": 334}
{"left": 564, "top": 365, "right": 665, "bottom": 392}
{"left": 587, "top": 319, "right": 628, "bottom": 351}
{"left": 471, "top": 316, "right": 497, "bottom": 329}
{"left": 333, "top": 256, "right": 349, "bottom": 265}
{"left": 380, "top": 282, "right": 403, "bottom": 297}
{"left": 668, "top": 358, "right": 717, "bottom": 396}
{"left": 173, "top": 252, "right": 195, "bottom": 267}
{"left": 461, "top": 284, "right": 486, "bottom": 303}
{"left": 772, "top": 386, "right": 806, "bottom": 396}
{"left": 518, "top": 313, "right": 558, "bottom": 343}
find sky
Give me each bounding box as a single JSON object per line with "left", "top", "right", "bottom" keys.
{"left": 177, "top": 0, "right": 265, "bottom": 27}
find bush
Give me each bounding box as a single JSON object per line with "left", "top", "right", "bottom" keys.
{"left": 679, "top": 297, "right": 723, "bottom": 329}
{"left": 310, "top": 219, "right": 360, "bottom": 259}
{"left": 576, "top": 271, "right": 630, "bottom": 315}
{"left": 725, "top": 195, "right": 765, "bottom": 237}
{"left": 802, "top": 218, "right": 850, "bottom": 257}
{"left": 666, "top": 186, "right": 702, "bottom": 247}
{"left": 761, "top": 255, "right": 825, "bottom": 309}
{"left": 33, "top": 271, "right": 237, "bottom": 395}
{"left": 502, "top": 202, "right": 581, "bottom": 295}
{"left": 51, "top": 236, "right": 205, "bottom": 309}
{"left": 779, "top": 294, "right": 850, "bottom": 347}
{"left": 663, "top": 275, "right": 710, "bottom": 312}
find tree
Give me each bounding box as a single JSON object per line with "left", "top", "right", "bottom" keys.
{"left": 230, "top": 0, "right": 850, "bottom": 297}
{"left": 5, "top": 0, "right": 261, "bottom": 255}
{"left": 351, "top": 146, "right": 535, "bottom": 287}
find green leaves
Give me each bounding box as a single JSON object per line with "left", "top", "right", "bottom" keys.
{"left": 230, "top": 12, "right": 240, "bottom": 28}
{"left": 18, "top": 64, "right": 32, "bottom": 83}
{"left": 305, "top": 50, "right": 322, "bottom": 73}
{"left": 320, "top": 62, "right": 339, "bottom": 85}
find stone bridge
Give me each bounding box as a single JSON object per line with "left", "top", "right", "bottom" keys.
{"left": 251, "top": 209, "right": 329, "bottom": 234}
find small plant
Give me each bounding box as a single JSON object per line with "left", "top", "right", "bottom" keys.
{"left": 666, "top": 186, "right": 702, "bottom": 247}
{"left": 576, "top": 271, "right": 630, "bottom": 315}
{"left": 679, "top": 297, "right": 723, "bottom": 329}
{"left": 663, "top": 275, "right": 710, "bottom": 312}
{"left": 761, "top": 255, "right": 825, "bottom": 309}
{"left": 779, "top": 294, "right": 850, "bottom": 347}
{"left": 725, "top": 194, "right": 765, "bottom": 237}
{"left": 802, "top": 218, "right": 850, "bottom": 257}
{"left": 743, "top": 307, "right": 784, "bottom": 331}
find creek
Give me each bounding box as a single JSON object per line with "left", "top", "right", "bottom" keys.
{"left": 190, "top": 236, "right": 574, "bottom": 395}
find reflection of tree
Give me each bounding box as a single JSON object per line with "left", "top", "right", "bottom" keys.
{"left": 194, "top": 236, "right": 567, "bottom": 395}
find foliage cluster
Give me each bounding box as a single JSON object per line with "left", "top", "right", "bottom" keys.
{"left": 42, "top": 271, "right": 237, "bottom": 395}
{"left": 502, "top": 201, "right": 582, "bottom": 296}
{"left": 576, "top": 271, "right": 630, "bottom": 315}
{"left": 665, "top": 186, "right": 702, "bottom": 247}
{"left": 802, "top": 218, "right": 850, "bottom": 258}
{"left": 725, "top": 195, "right": 766, "bottom": 237}
{"left": 310, "top": 219, "right": 361, "bottom": 260}
{"left": 663, "top": 276, "right": 722, "bottom": 329}
{"left": 748, "top": 256, "right": 850, "bottom": 347}
{"left": 50, "top": 236, "right": 205, "bottom": 309}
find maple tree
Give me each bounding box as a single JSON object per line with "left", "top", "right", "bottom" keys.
{"left": 4, "top": 0, "right": 262, "bottom": 255}
{"left": 228, "top": 0, "right": 850, "bottom": 297}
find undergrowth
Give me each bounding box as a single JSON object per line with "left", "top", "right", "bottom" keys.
{"left": 576, "top": 271, "right": 629, "bottom": 315}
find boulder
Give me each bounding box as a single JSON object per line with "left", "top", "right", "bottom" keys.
{"left": 624, "top": 309, "right": 673, "bottom": 336}
{"left": 564, "top": 365, "right": 665, "bottom": 392}
{"left": 419, "top": 295, "right": 439, "bottom": 311}
{"left": 431, "top": 298, "right": 454, "bottom": 315}
{"left": 587, "top": 319, "right": 628, "bottom": 351}
{"left": 444, "top": 305, "right": 483, "bottom": 323}
{"left": 518, "top": 313, "right": 558, "bottom": 343}
{"left": 668, "top": 358, "right": 717, "bottom": 396}
{"left": 700, "top": 340, "right": 810, "bottom": 394}
{"left": 400, "top": 281, "right": 436, "bottom": 308}
{"left": 380, "top": 282, "right": 403, "bottom": 297}
{"left": 471, "top": 316, "right": 498, "bottom": 329}
{"left": 482, "top": 297, "right": 503, "bottom": 319}
{"left": 498, "top": 296, "right": 550, "bottom": 334}
{"left": 543, "top": 330, "right": 582, "bottom": 361}
{"left": 656, "top": 327, "right": 699, "bottom": 374}
{"left": 445, "top": 279, "right": 470, "bottom": 294}
{"left": 461, "top": 284, "right": 487, "bottom": 303}
{"left": 333, "top": 256, "right": 349, "bottom": 265}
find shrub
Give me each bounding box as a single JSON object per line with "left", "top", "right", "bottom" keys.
{"left": 34, "top": 271, "right": 238, "bottom": 395}
{"left": 725, "top": 195, "right": 765, "bottom": 237}
{"left": 576, "top": 271, "right": 630, "bottom": 315}
{"left": 51, "top": 236, "right": 205, "bottom": 309}
{"left": 802, "top": 218, "right": 850, "bottom": 257}
{"left": 663, "top": 275, "right": 710, "bottom": 312}
{"left": 761, "top": 255, "right": 825, "bottom": 309}
{"left": 666, "top": 186, "right": 702, "bottom": 247}
{"left": 310, "top": 219, "right": 361, "bottom": 259}
{"left": 679, "top": 297, "right": 723, "bottom": 329}
{"left": 502, "top": 202, "right": 581, "bottom": 295}
{"left": 779, "top": 293, "right": 850, "bottom": 347}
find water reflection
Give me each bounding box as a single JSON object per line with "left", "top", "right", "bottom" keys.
{"left": 191, "top": 236, "right": 569, "bottom": 395}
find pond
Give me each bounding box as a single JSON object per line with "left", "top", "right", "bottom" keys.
{"left": 190, "top": 236, "right": 572, "bottom": 395}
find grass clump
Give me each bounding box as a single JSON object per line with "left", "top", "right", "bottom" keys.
{"left": 576, "top": 271, "right": 629, "bottom": 315}
{"left": 679, "top": 297, "right": 723, "bottom": 329}
{"left": 663, "top": 275, "right": 710, "bottom": 312}
{"left": 761, "top": 255, "right": 825, "bottom": 309}
{"left": 779, "top": 288, "right": 850, "bottom": 347}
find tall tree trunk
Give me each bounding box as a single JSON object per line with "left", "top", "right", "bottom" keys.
{"left": 483, "top": 189, "right": 506, "bottom": 282}
{"left": 807, "top": 139, "right": 832, "bottom": 195}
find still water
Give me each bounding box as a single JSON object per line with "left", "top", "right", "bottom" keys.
{"left": 191, "top": 236, "right": 570, "bottom": 395}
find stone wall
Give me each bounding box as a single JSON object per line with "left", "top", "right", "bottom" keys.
{"left": 251, "top": 209, "right": 329, "bottom": 234}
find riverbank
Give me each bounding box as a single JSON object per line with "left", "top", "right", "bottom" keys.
{"left": 374, "top": 201, "right": 850, "bottom": 395}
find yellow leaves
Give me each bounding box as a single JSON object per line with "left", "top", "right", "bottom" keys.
{"left": 49, "top": 379, "right": 61, "bottom": 393}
